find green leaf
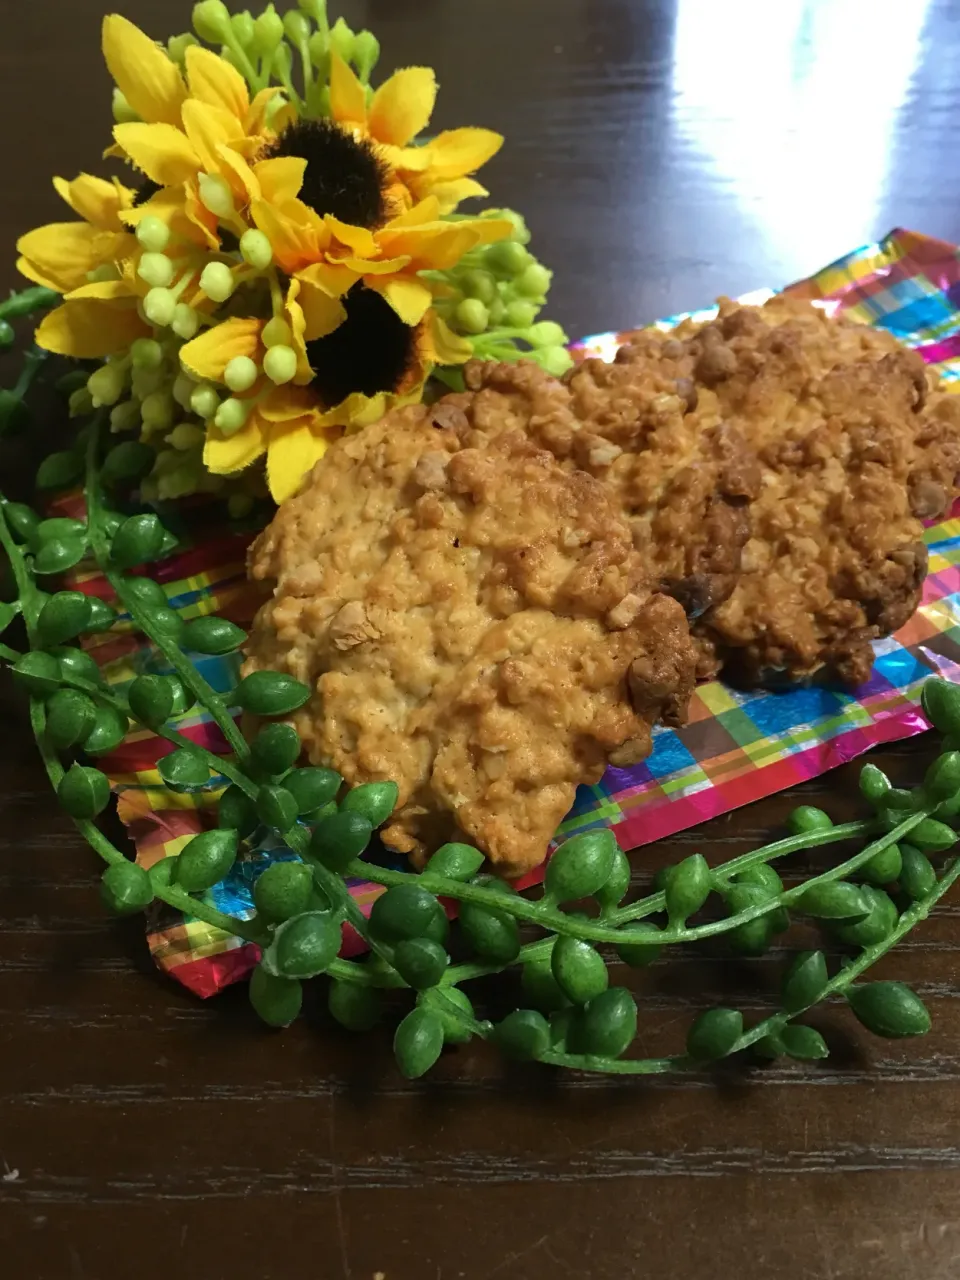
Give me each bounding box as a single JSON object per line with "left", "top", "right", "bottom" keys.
{"left": 182, "top": 615, "right": 247, "bottom": 655}
{"left": 34, "top": 536, "right": 86, "bottom": 576}
{"left": 847, "top": 981, "right": 931, "bottom": 1039}
{"left": 101, "top": 440, "right": 155, "bottom": 487}
{"left": 730, "top": 861, "right": 784, "bottom": 898}
{"left": 458, "top": 894, "right": 520, "bottom": 964}
{"left": 521, "top": 951, "right": 571, "bottom": 1014}
{"left": 110, "top": 514, "right": 165, "bottom": 569}
{"left": 309, "top": 810, "right": 372, "bottom": 871}
{"left": 45, "top": 688, "right": 97, "bottom": 751}
{"left": 615, "top": 920, "right": 663, "bottom": 968}
{"left": 787, "top": 805, "right": 834, "bottom": 835}
{"left": 856, "top": 841, "right": 903, "bottom": 886}
{"left": 36, "top": 450, "right": 83, "bottom": 491}
{"left": 423, "top": 987, "right": 475, "bottom": 1045}
{"left": 3, "top": 501, "right": 40, "bottom": 543}
{"left": 328, "top": 978, "right": 383, "bottom": 1031}
{"left": 859, "top": 763, "right": 892, "bottom": 806}
{"left": 898, "top": 843, "right": 937, "bottom": 901}
{"left": 100, "top": 862, "right": 154, "bottom": 915}
{"left": 253, "top": 861, "right": 314, "bottom": 923}
{"left": 255, "top": 784, "right": 299, "bottom": 833}
{"left": 780, "top": 1024, "right": 829, "bottom": 1061}
{"left": 261, "top": 911, "right": 342, "bottom": 979}
{"left": 794, "top": 880, "right": 870, "bottom": 920}
{"left": 233, "top": 670, "right": 312, "bottom": 716}
{"left": 394, "top": 1007, "right": 445, "bottom": 1079}
{"left": 218, "top": 784, "right": 258, "bottom": 837}
{"left": 147, "top": 856, "right": 178, "bottom": 891}
{"left": 924, "top": 751, "right": 960, "bottom": 802}
{"left": 32, "top": 517, "right": 87, "bottom": 550}
{"left": 127, "top": 673, "right": 175, "bottom": 729}
{"left": 832, "top": 887, "right": 898, "bottom": 948}
{"left": 572, "top": 987, "right": 638, "bottom": 1059}
{"left": 368, "top": 884, "right": 448, "bottom": 946}
{"left": 908, "top": 818, "right": 958, "bottom": 853}
{"left": 175, "top": 828, "right": 238, "bottom": 892}
{"left": 921, "top": 676, "right": 960, "bottom": 737}
{"left": 123, "top": 575, "right": 169, "bottom": 613}
{"left": 12, "top": 651, "right": 62, "bottom": 699}
{"left": 283, "top": 766, "right": 341, "bottom": 815}
{"left": 424, "top": 842, "right": 485, "bottom": 882}
{"left": 84, "top": 597, "right": 118, "bottom": 632}
{"left": 544, "top": 829, "right": 617, "bottom": 904}
{"left": 665, "top": 852, "right": 712, "bottom": 923}
{"left": 595, "top": 847, "right": 632, "bottom": 912}
{"left": 340, "top": 780, "right": 399, "bottom": 829}
{"left": 781, "top": 950, "right": 829, "bottom": 1013}
{"left": 53, "top": 644, "right": 103, "bottom": 686}
{"left": 157, "top": 748, "right": 210, "bottom": 793}
{"left": 250, "top": 722, "right": 301, "bottom": 777}
{"left": 150, "top": 606, "right": 185, "bottom": 645}
{"left": 82, "top": 704, "right": 129, "bottom": 756}
{"left": 57, "top": 764, "right": 110, "bottom": 819}
{"left": 249, "top": 966, "right": 302, "bottom": 1028}
{"left": 494, "top": 1009, "right": 550, "bottom": 1061}
{"left": 393, "top": 938, "right": 449, "bottom": 990}
{"left": 686, "top": 1007, "right": 744, "bottom": 1061}
{"left": 550, "top": 935, "right": 609, "bottom": 1005}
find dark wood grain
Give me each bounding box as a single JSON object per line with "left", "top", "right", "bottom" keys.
{"left": 3, "top": 2, "right": 960, "bottom": 1277}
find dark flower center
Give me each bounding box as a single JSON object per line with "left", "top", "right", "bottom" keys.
{"left": 263, "top": 118, "right": 389, "bottom": 228}
{"left": 305, "top": 285, "right": 417, "bottom": 408}
{"left": 133, "top": 179, "right": 161, "bottom": 206}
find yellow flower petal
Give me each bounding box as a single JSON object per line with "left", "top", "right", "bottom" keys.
{"left": 34, "top": 293, "right": 147, "bottom": 359}
{"left": 102, "top": 14, "right": 186, "bottom": 128}
{"left": 325, "top": 217, "right": 378, "bottom": 258}
{"left": 52, "top": 173, "right": 131, "bottom": 231}
{"left": 184, "top": 44, "right": 249, "bottom": 120}
{"left": 427, "top": 313, "right": 474, "bottom": 365}
{"left": 421, "top": 128, "right": 503, "bottom": 179}
{"left": 180, "top": 318, "right": 263, "bottom": 382}
{"left": 119, "top": 183, "right": 214, "bottom": 249}
{"left": 252, "top": 199, "right": 325, "bottom": 274}
{"left": 63, "top": 279, "right": 137, "bottom": 302}
{"left": 335, "top": 254, "right": 411, "bottom": 276}
{"left": 113, "top": 122, "right": 201, "bottom": 187}
{"left": 296, "top": 262, "right": 358, "bottom": 298}
{"left": 386, "top": 196, "right": 441, "bottom": 228}
{"left": 216, "top": 142, "right": 261, "bottom": 203}
{"left": 257, "top": 385, "right": 321, "bottom": 423}
{"left": 293, "top": 275, "right": 347, "bottom": 343}
{"left": 368, "top": 66, "right": 437, "bottom": 147}
{"left": 17, "top": 255, "right": 64, "bottom": 292}
{"left": 15, "top": 223, "right": 129, "bottom": 294}
{"left": 315, "top": 391, "right": 389, "bottom": 430}
{"left": 246, "top": 87, "right": 284, "bottom": 135}
{"left": 329, "top": 50, "right": 368, "bottom": 128}
{"left": 254, "top": 157, "right": 307, "bottom": 205}
{"left": 379, "top": 142, "right": 432, "bottom": 174}
{"left": 204, "top": 417, "right": 266, "bottom": 474}
{"left": 366, "top": 277, "right": 433, "bottom": 326}
{"left": 379, "top": 217, "right": 513, "bottom": 270}
{"left": 182, "top": 100, "right": 243, "bottom": 178}
{"left": 427, "top": 177, "right": 489, "bottom": 215}
{"left": 267, "top": 420, "right": 332, "bottom": 503}
{"left": 183, "top": 181, "right": 223, "bottom": 250}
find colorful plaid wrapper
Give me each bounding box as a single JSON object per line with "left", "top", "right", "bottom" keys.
{"left": 60, "top": 227, "right": 960, "bottom": 997}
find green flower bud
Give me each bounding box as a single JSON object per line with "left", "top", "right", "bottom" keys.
{"left": 329, "top": 15, "right": 355, "bottom": 62}
{"left": 506, "top": 300, "right": 538, "bottom": 329}
{"left": 198, "top": 173, "right": 236, "bottom": 220}
{"left": 192, "top": 0, "right": 232, "bottom": 44}
{"left": 263, "top": 344, "right": 297, "bottom": 384}
{"left": 516, "top": 262, "right": 551, "bottom": 298}
{"left": 136, "top": 216, "right": 171, "bottom": 253}
{"left": 141, "top": 390, "right": 176, "bottom": 433}
{"left": 112, "top": 88, "right": 139, "bottom": 124}
{"left": 200, "top": 261, "right": 235, "bottom": 301}
{"left": 526, "top": 320, "right": 567, "bottom": 348}
{"left": 284, "top": 10, "right": 311, "bottom": 44}
{"left": 253, "top": 4, "right": 285, "bottom": 54}
{"left": 239, "top": 229, "right": 273, "bottom": 269}
{"left": 353, "top": 30, "right": 380, "bottom": 81}
{"left": 455, "top": 298, "right": 489, "bottom": 334}
{"left": 87, "top": 363, "right": 128, "bottom": 408}
{"left": 224, "top": 356, "right": 259, "bottom": 394}
{"left": 137, "top": 252, "right": 175, "bottom": 288}
{"left": 172, "top": 303, "right": 200, "bottom": 340}
{"left": 131, "top": 337, "right": 164, "bottom": 370}
{"left": 215, "top": 397, "right": 252, "bottom": 434}
{"left": 486, "top": 240, "right": 531, "bottom": 277}
{"left": 231, "top": 11, "right": 256, "bottom": 48}
{"left": 143, "top": 287, "right": 177, "bottom": 327}
{"left": 393, "top": 1007, "right": 444, "bottom": 1079}
{"left": 190, "top": 383, "right": 221, "bottom": 419}
{"left": 262, "top": 316, "right": 292, "bottom": 348}
{"left": 308, "top": 30, "right": 330, "bottom": 72}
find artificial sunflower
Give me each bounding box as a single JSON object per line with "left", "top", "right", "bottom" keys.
{"left": 328, "top": 52, "right": 503, "bottom": 214}
{"left": 16, "top": 174, "right": 137, "bottom": 295}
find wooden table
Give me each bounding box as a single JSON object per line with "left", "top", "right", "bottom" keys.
{"left": 3, "top": 1, "right": 960, "bottom": 1276}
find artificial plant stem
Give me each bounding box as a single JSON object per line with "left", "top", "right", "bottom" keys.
{"left": 83, "top": 418, "right": 252, "bottom": 765}
{"left": 341, "top": 815, "right": 914, "bottom": 950}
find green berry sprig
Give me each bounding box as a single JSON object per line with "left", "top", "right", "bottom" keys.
{"left": 2, "top": 302, "right": 960, "bottom": 1079}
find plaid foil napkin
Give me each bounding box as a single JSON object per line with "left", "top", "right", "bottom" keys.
{"left": 63, "top": 227, "right": 960, "bottom": 997}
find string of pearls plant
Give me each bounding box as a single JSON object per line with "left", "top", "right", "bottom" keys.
{"left": 2, "top": 292, "right": 960, "bottom": 1077}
